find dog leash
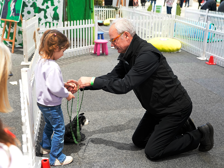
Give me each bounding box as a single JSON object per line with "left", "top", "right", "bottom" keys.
{"left": 67, "top": 85, "right": 84, "bottom": 144}
{"left": 67, "top": 85, "right": 91, "bottom": 161}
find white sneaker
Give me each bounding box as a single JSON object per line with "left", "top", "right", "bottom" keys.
{"left": 54, "top": 156, "right": 73, "bottom": 166}
{"left": 40, "top": 147, "right": 50, "bottom": 155}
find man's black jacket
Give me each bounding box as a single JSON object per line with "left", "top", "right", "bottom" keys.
{"left": 218, "top": 1, "right": 224, "bottom": 12}
{"left": 90, "top": 34, "right": 192, "bottom": 116}
{"left": 201, "top": 0, "right": 216, "bottom": 11}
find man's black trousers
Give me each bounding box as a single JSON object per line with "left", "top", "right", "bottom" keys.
{"left": 132, "top": 103, "right": 202, "bottom": 160}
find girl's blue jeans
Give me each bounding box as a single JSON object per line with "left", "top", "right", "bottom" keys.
{"left": 37, "top": 104, "right": 66, "bottom": 165}
{"left": 167, "top": 6, "right": 172, "bottom": 14}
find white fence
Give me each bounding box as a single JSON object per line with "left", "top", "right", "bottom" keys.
{"left": 120, "top": 6, "right": 224, "bottom": 67}
{"left": 94, "top": 7, "right": 117, "bottom": 21}
{"left": 38, "top": 19, "right": 96, "bottom": 58}
{"left": 20, "top": 40, "right": 42, "bottom": 168}
{"left": 22, "top": 16, "right": 38, "bottom": 65}
{"left": 22, "top": 17, "right": 97, "bottom": 65}
{"left": 185, "top": 9, "right": 224, "bottom": 31}
{"left": 176, "top": 10, "right": 224, "bottom": 65}
{"left": 205, "top": 28, "right": 224, "bottom": 66}
{"left": 120, "top": 6, "right": 174, "bottom": 40}
{"left": 174, "top": 16, "right": 207, "bottom": 57}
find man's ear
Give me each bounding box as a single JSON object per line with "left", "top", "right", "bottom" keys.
{"left": 123, "top": 31, "right": 129, "bottom": 39}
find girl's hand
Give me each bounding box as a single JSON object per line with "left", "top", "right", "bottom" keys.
{"left": 65, "top": 80, "right": 79, "bottom": 94}
{"left": 66, "top": 92, "right": 75, "bottom": 101}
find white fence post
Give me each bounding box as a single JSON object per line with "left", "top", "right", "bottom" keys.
{"left": 95, "top": 16, "right": 98, "bottom": 41}
{"left": 205, "top": 9, "right": 209, "bottom": 23}
{"left": 20, "top": 68, "right": 36, "bottom": 168}
{"left": 94, "top": 7, "right": 117, "bottom": 21}
{"left": 173, "top": 0, "right": 177, "bottom": 17}
{"left": 197, "top": 21, "right": 209, "bottom": 60}
{"left": 21, "top": 16, "right": 38, "bottom": 66}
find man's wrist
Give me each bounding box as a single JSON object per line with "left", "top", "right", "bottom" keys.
{"left": 90, "top": 77, "right": 95, "bottom": 86}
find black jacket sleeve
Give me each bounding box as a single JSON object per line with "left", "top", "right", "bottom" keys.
{"left": 83, "top": 59, "right": 126, "bottom": 90}
{"left": 90, "top": 51, "right": 159, "bottom": 94}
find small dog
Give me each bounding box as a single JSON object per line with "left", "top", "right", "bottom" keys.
{"left": 64, "top": 113, "right": 89, "bottom": 143}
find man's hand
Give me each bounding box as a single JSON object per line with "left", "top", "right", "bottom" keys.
{"left": 66, "top": 92, "right": 75, "bottom": 101}
{"left": 78, "top": 77, "right": 93, "bottom": 89}
{"left": 64, "top": 80, "right": 79, "bottom": 94}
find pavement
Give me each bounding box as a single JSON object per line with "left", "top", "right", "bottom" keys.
{"left": 1, "top": 8, "right": 224, "bottom": 168}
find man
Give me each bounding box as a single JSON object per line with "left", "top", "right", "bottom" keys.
{"left": 67, "top": 18, "right": 214, "bottom": 160}
{"left": 198, "top": 0, "right": 203, "bottom": 9}
{"left": 218, "top": 0, "right": 224, "bottom": 12}
{"left": 201, "top": 0, "right": 217, "bottom": 11}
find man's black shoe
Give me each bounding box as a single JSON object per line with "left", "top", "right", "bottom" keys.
{"left": 181, "top": 117, "right": 196, "bottom": 134}
{"left": 198, "top": 122, "right": 214, "bottom": 152}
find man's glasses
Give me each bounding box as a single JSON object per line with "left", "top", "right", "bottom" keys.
{"left": 109, "top": 32, "right": 124, "bottom": 43}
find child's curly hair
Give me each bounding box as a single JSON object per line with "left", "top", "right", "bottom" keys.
{"left": 39, "top": 29, "right": 70, "bottom": 59}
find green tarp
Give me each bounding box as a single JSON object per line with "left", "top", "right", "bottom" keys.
{"left": 67, "top": 0, "right": 94, "bottom": 21}
{"left": 67, "top": 0, "right": 95, "bottom": 41}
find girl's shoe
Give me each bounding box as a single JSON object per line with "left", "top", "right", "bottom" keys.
{"left": 54, "top": 156, "right": 73, "bottom": 166}
{"left": 40, "top": 147, "right": 50, "bottom": 155}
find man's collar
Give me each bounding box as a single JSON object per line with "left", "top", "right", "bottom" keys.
{"left": 118, "top": 34, "right": 139, "bottom": 62}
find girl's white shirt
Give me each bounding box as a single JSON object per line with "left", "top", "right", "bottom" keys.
{"left": 0, "top": 143, "right": 30, "bottom": 168}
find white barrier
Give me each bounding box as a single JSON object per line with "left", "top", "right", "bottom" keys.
{"left": 20, "top": 40, "right": 42, "bottom": 168}
{"left": 174, "top": 16, "right": 224, "bottom": 66}
{"left": 185, "top": 9, "right": 224, "bottom": 31}
{"left": 21, "top": 18, "right": 97, "bottom": 65}
{"left": 38, "top": 19, "right": 97, "bottom": 58}
{"left": 174, "top": 17, "right": 206, "bottom": 57}
{"left": 119, "top": 6, "right": 224, "bottom": 67}
{"left": 174, "top": 16, "right": 208, "bottom": 57}
{"left": 205, "top": 28, "right": 224, "bottom": 66}
{"left": 120, "top": 6, "right": 174, "bottom": 40}
{"left": 94, "top": 7, "right": 117, "bottom": 21}
{"left": 21, "top": 16, "right": 38, "bottom": 66}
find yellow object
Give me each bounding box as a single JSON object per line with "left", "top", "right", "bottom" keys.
{"left": 147, "top": 38, "right": 181, "bottom": 52}
{"left": 103, "top": 18, "right": 115, "bottom": 26}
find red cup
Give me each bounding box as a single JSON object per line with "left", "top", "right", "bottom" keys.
{"left": 41, "top": 159, "right": 50, "bottom": 168}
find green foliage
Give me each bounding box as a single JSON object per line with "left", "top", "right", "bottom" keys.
{"left": 176, "top": 4, "right": 181, "bottom": 16}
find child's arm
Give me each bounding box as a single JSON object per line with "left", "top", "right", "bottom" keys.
{"left": 46, "top": 69, "right": 70, "bottom": 98}
{"left": 66, "top": 92, "right": 75, "bottom": 101}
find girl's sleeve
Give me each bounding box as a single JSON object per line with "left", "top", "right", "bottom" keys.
{"left": 46, "top": 69, "right": 69, "bottom": 98}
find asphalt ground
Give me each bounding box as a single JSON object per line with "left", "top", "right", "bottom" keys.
{"left": 1, "top": 24, "right": 224, "bottom": 168}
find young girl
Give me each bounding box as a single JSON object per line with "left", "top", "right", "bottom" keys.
{"left": 0, "top": 42, "right": 29, "bottom": 168}
{"left": 166, "top": 0, "right": 175, "bottom": 14}
{"left": 35, "top": 29, "right": 75, "bottom": 166}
